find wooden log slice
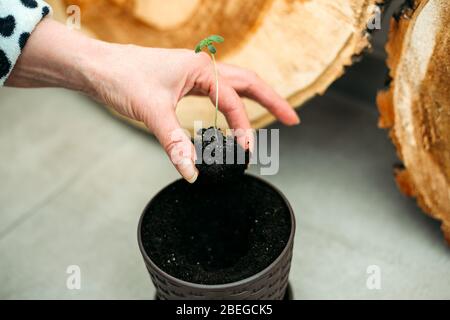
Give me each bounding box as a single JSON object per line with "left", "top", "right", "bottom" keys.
{"left": 47, "top": 0, "right": 384, "bottom": 133}
{"left": 377, "top": 0, "right": 450, "bottom": 244}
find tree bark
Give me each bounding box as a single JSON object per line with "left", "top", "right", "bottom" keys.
{"left": 377, "top": 0, "right": 450, "bottom": 244}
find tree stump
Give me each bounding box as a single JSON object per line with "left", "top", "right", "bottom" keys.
{"left": 47, "top": 0, "right": 384, "bottom": 132}
{"left": 377, "top": 0, "right": 450, "bottom": 244}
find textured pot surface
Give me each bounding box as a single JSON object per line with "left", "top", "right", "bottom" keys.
{"left": 138, "top": 175, "right": 296, "bottom": 300}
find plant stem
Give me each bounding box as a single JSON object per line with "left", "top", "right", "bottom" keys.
{"left": 211, "top": 53, "right": 219, "bottom": 129}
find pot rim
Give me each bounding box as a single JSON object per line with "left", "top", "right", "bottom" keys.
{"left": 137, "top": 173, "right": 296, "bottom": 290}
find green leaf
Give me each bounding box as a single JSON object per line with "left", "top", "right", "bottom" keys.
{"left": 194, "top": 35, "right": 224, "bottom": 53}
{"left": 208, "top": 35, "right": 224, "bottom": 43}
{"left": 207, "top": 44, "right": 216, "bottom": 54}
{"left": 194, "top": 39, "right": 207, "bottom": 53}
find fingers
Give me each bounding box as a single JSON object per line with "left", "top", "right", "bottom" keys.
{"left": 218, "top": 64, "right": 300, "bottom": 126}
{"left": 209, "top": 82, "right": 254, "bottom": 149}
{"left": 143, "top": 108, "right": 198, "bottom": 183}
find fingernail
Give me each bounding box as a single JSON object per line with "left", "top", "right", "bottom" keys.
{"left": 179, "top": 158, "right": 198, "bottom": 184}
{"left": 186, "top": 170, "right": 198, "bottom": 184}
{"left": 236, "top": 131, "right": 254, "bottom": 153}
{"left": 246, "top": 130, "right": 255, "bottom": 152}
{"left": 289, "top": 109, "right": 301, "bottom": 125}
{"left": 288, "top": 114, "right": 300, "bottom": 126}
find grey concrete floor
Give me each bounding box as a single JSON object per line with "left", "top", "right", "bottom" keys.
{"left": 0, "top": 86, "right": 449, "bottom": 299}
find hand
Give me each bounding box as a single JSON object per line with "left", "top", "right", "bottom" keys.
{"left": 7, "top": 19, "right": 300, "bottom": 183}
{"left": 89, "top": 46, "right": 300, "bottom": 182}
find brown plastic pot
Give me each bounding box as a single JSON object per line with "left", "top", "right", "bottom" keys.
{"left": 137, "top": 175, "right": 295, "bottom": 300}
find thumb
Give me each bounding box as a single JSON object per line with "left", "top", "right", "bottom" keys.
{"left": 144, "top": 109, "right": 198, "bottom": 183}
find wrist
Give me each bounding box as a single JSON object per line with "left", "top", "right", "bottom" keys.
{"left": 5, "top": 18, "right": 111, "bottom": 96}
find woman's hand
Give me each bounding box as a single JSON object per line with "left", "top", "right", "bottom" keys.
{"left": 88, "top": 46, "right": 300, "bottom": 182}
{"left": 7, "top": 18, "right": 300, "bottom": 183}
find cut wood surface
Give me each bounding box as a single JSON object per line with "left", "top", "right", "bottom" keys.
{"left": 377, "top": 0, "right": 450, "bottom": 244}
{"left": 47, "top": 0, "right": 383, "bottom": 133}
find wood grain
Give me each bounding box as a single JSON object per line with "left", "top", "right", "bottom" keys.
{"left": 377, "top": 0, "right": 450, "bottom": 244}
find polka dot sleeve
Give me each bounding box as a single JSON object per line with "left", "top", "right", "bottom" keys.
{"left": 0, "top": 0, "right": 52, "bottom": 86}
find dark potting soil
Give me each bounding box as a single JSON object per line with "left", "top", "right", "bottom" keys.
{"left": 140, "top": 175, "right": 292, "bottom": 285}
{"left": 194, "top": 127, "right": 250, "bottom": 184}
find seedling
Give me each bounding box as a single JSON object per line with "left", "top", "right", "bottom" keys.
{"left": 195, "top": 35, "right": 224, "bottom": 128}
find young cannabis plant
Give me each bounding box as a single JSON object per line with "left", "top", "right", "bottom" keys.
{"left": 195, "top": 35, "right": 224, "bottom": 128}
